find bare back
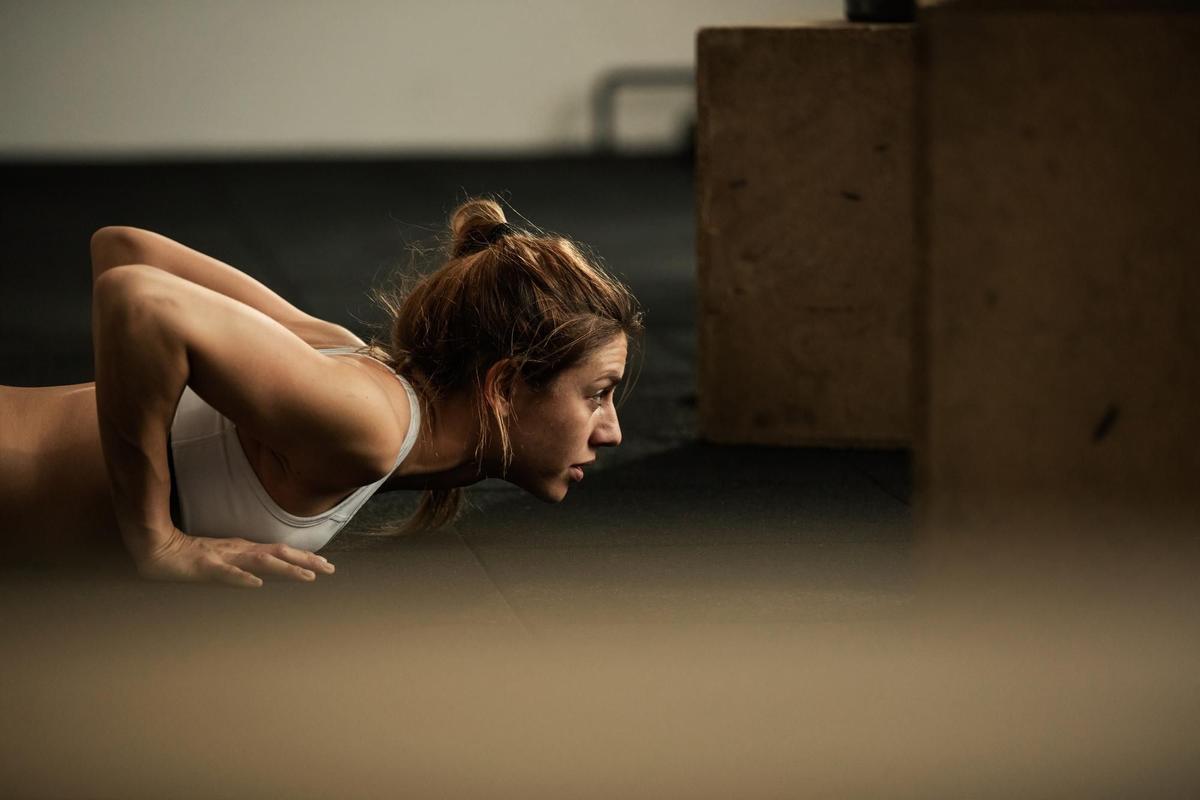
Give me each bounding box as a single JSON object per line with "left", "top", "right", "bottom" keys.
{"left": 0, "top": 383, "right": 118, "bottom": 556}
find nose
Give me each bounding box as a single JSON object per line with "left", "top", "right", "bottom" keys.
{"left": 591, "top": 406, "right": 622, "bottom": 448}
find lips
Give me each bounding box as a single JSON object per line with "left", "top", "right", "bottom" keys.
{"left": 568, "top": 458, "right": 595, "bottom": 482}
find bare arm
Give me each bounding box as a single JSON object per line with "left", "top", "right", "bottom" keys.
{"left": 92, "top": 265, "right": 400, "bottom": 584}
{"left": 90, "top": 226, "right": 365, "bottom": 348}
{"left": 92, "top": 266, "right": 186, "bottom": 557}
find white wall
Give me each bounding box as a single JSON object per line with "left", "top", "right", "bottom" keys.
{"left": 0, "top": 0, "right": 840, "bottom": 158}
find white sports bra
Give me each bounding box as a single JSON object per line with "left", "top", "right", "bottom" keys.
{"left": 167, "top": 346, "right": 420, "bottom": 552}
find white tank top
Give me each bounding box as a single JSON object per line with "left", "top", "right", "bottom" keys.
{"left": 168, "top": 346, "right": 420, "bottom": 552}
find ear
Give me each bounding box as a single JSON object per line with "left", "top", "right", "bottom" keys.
{"left": 482, "top": 359, "right": 519, "bottom": 416}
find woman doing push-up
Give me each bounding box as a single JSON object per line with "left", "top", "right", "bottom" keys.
{"left": 0, "top": 198, "right": 643, "bottom": 587}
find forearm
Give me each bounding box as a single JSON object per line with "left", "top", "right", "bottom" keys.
{"left": 92, "top": 266, "right": 189, "bottom": 563}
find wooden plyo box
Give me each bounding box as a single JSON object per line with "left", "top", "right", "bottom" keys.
{"left": 918, "top": 1, "right": 1200, "bottom": 548}
{"left": 696, "top": 24, "right": 915, "bottom": 447}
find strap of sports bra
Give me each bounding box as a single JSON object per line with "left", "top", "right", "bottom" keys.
{"left": 391, "top": 377, "right": 422, "bottom": 472}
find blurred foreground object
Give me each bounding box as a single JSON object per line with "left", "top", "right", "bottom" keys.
{"left": 2, "top": 568, "right": 1197, "bottom": 798}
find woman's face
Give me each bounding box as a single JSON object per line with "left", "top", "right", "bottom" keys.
{"left": 504, "top": 334, "right": 628, "bottom": 502}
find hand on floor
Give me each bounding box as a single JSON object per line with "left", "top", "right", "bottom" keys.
{"left": 132, "top": 528, "right": 335, "bottom": 587}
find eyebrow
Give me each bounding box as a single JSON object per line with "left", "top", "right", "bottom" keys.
{"left": 596, "top": 372, "right": 624, "bottom": 385}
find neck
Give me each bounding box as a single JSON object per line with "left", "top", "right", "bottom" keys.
{"left": 379, "top": 384, "right": 492, "bottom": 493}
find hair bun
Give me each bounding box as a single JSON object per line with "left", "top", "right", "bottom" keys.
{"left": 450, "top": 198, "right": 510, "bottom": 258}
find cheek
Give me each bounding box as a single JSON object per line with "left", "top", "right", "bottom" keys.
{"left": 517, "top": 404, "right": 593, "bottom": 459}
{"left": 542, "top": 410, "right": 591, "bottom": 450}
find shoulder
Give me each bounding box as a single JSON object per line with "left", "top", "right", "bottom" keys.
{"left": 320, "top": 351, "right": 415, "bottom": 470}
{"left": 245, "top": 353, "right": 413, "bottom": 496}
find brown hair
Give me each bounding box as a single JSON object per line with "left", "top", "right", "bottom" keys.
{"left": 363, "top": 197, "right": 644, "bottom": 534}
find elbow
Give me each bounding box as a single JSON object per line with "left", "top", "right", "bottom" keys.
{"left": 92, "top": 266, "right": 185, "bottom": 366}
{"left": 93, "top": 263, "right": 141, "bottom": 311}
{"left": 91, "top": 226, "right": 146, "bottom": 278}
{"left": 92, "top": 264, "right": 173, "bottom": 326}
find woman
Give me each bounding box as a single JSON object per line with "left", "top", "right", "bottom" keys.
{"left": 0, "top": 198, "right": 643, "bottom": 587}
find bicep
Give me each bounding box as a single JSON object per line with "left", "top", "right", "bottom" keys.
{"left": 117, "top": 265, "right": 402, "bottom": 480}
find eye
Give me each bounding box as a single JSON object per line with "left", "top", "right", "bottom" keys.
{"left": 590, "top": 386, "right": 615, "bottom": 404}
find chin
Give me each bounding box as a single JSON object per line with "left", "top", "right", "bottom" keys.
{"left": 537, "top": 483, "right": 569, "bottom": 504}
{"left": 532, "top": 478, "right": 570, "bottom": 504}
{"left": 510, "top": 474, "right": 569, "bottom": 503}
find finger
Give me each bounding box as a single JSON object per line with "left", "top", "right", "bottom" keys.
{"left": 204, "top": 558, "right": 263, "bottom": 588}
{"left": 271, "top": 543, "right": 335, "bottom": 574}
{"left": 237, "top": 550, "right": 318, "bottom": 583}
